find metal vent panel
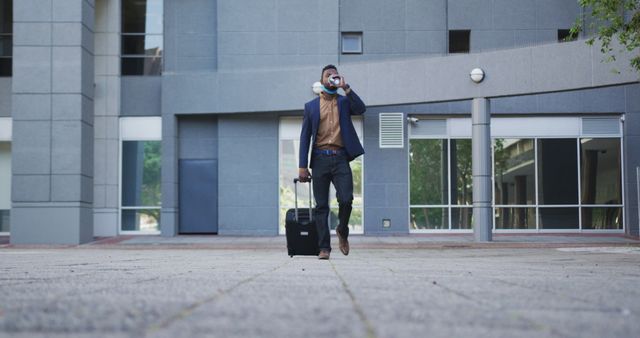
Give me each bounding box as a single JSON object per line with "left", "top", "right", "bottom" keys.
{"left": 582, "top": 117, "right": 621, "bottom": 136}
{"left": 379, "top": 113, "right": 404, "bottom": 148}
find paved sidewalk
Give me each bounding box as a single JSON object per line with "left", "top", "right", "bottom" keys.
{"left": 0, "top": 235, "right": 639, "bottom": 338}
{"left": 83, "top": 233, "right": 640, "bottom": 251}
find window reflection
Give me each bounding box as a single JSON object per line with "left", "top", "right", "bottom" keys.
{"left": 494, "top": 139, "right": 535, "bottom": 205}
{"left": 411, "top": 208, "right": 448, "bottom": 230}
{"left": 0, "top": 36, "right": 11, "bottom": 57}
{"left": 495, "top": 207, "right": 535, "bottom": 229}
{"left": 410, "top": 123, "right": 625, "bottom": 231}
{"left": 122, "top": 141, "right": 162, "bottom": 207}
{"left": 0, "top": 0, "right": 12, "bottom": 77}
{"left": 580, "top": 138, "right": 621, "bottom": 205}
{"left": 122, "top": 0, "right": 163, "bottom": 34}
{"left": 451, "top": 139, "right": 472, "bottom": 205}
{"left": 122, "top": 35, "right": 163, "bottom": 55}
{"left": 121, "top": 141, "right": 161, "bottom": 232}
{"left": 410, "top": 139, "right": 448, "bottom": 205}
{"left": 121, "top": 0, "right": 163, "bottom": 75}
{"left": 451, "top": 207, "right": 472, "bottom": 229}
{"left": 121, "top": 209, "right": 160, "bottom": 232}
{"left": 539, "top": 207, "right": 579, "bottom": 229}
{"left": 121, "top": 57, "right": 163, "bottom": 77}
{"left": 582, "top": 207, "right": 623, "bottom": 230}
{"left": 537, "top": 139, "right": 578, "bottom": 205}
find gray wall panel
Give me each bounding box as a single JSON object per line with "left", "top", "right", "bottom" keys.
{"left": 178, "top": 115, "right": 218, "bottom": 160}
{"left": 492, "top": 0, "right": 536, "bottom": 30}
{"left": 623, "top": 132, "right": 640, "bottom": 236}
{"left": 362, "top": 111, "right": 409, "bottom": 234}
{"left": 217, "top": 114, "right": 279, "bottom": 235}
{"left": 217, "top": 0, "right": 337, "bottom": 69}
{"left": 406, "top": 0, "right": 446, "bottom": 30}
{"left": 10, "top": 206, "right": 93, "bottom": 244}
{"left": 165, "top": 0, "right": 218, "bottom": 72}
{"left": 0, "top": 79, "right": 10, "bottom": 117}
{"left": 472, "top": 30, "right": 516, "bottom": 52}
{"left": 365, "top": 207, "right": 411, "bottom": 235}
{"left": 626, "top": 84, "right": 640, "bottom": 112}
{"left": 11, "top": 0, "right": 94, "bottom": 244}
{"left": 536, "top": 0, "right": 580, "bottom": 30}
{"left": 448, "top": 0, "right": 492, "bottom": 30}
{"left": 121, "top": 77, "right": 161, "bottom": 116}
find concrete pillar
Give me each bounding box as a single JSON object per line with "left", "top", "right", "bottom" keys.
{"left": 93, "top": 0, "right": 121, "bottom": 237}
{"left": 11, "top": 0, "right": 95, "bottom": 244}
{"left": 472, "top": 98, "right": 492, "bottom": 242}
{"left": 160, "top": 114, "right": 178, "bottom": 237}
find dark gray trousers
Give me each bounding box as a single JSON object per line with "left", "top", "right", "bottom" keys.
{"left": 311, "top": 152, "right": 353, "bottom": 251}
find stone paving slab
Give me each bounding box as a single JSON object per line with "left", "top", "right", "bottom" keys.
{"left": 1, "top": 244, "right": 639, "bottom": 338}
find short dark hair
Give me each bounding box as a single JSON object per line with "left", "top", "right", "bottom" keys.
{"left": 321, "top": 64, "right": 337, "bottom": 80}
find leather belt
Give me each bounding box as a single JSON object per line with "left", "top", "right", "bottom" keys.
{"left": 313, "top": 148, "right": 345, "bottom": 156}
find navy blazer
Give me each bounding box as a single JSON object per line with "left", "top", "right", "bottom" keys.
{"left": 299, "top": 90, "right": 366, "bottom": 168}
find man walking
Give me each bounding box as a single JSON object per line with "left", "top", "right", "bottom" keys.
{"left": 298, "top": 65, "right": 366, "bottom": 260}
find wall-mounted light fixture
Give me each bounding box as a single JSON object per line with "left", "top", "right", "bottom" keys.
{"left": 470, "top": 68, "right": 485, "bottom": 83}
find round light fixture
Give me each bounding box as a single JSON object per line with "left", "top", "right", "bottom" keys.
{"left": 312, "top": 81, "right": 322, "bottom": 95}
{"left": 470, "top": 68, "right": 485, "bottom": 83}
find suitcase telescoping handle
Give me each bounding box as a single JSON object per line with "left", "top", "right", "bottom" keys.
{"left": 293, "top": 177, "right": 313, "bottom": 222}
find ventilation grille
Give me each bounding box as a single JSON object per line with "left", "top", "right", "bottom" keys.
{"left": 582, "top": 117, "right": 621, "bottom": 135}
{"left": 379, "top": 113, "right": 404, "bottom": 148}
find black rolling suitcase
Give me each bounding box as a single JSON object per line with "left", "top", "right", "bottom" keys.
{"left": 285, "top": 178, "right": 319, "bottom": 257}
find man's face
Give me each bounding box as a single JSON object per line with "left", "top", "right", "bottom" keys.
{"left": 322, "top": 68, "right": 338, "bottom": 87}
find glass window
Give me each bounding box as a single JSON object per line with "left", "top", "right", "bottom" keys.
{"left": 122, "top": 35, "right": 163, "bottom": 55}
{"left": 121, "top": 0, "right": 163, "bottom": 75}
{"left": 537, "top": 139, "right": 578, "bottom": 205}
{"left": 449, "top": 30, "right": 470, "bottom": 53}
{"left": 580, "top": 138, "right": 621, "bottom": 205}
{"left": 410, "top": 139, "right": 448, "bottom": 205}
{"left": 558, "top": 29, "right": 576, "bottom": 43}
{"left": 494, "top": 139, "right": 535, "bottom": 205}
{"left": 279, "top": 118, "right": 364, "bottom": 235}
{"left": 582, "top": 207, "right": 623, "bottom": 230}
{"left": 410, "top": 207, "right": 448, "bottom": 230}
{"left": 0, "top": 0, "right": 10, "bottom": 33}
{"left": 409, "top": 118, "right": 625, "bottom": 232}
{"left": 121, "top": 209, "right": 161, "bottom": 232}
{"left": 121, "top": 141, "right": 161, "bottom": 232}
{"left": 121, "top": 57, "right": 163, "bottom": 76}
{"left": 0, "top": 0, "right": 12, "bottom": 77}
{"left": 341, "top": 32, "right": 363, "bottom": 54}
{"left": 539, "top": 207, "right": 579, "bottom": 229}
{"left": 495, "top": 207, "right": 535, "bottom": 229}
{"left": 451, "top": 139, "right": 472, "bottom": 205}
{"left": 451, "top": 207, "right": 472, "bottom": 229}
{"left": 0, "top": 141, "right": 10, "bottom": 232}
{"left": 410, "top": 138, "right": 472, "bottom": 231}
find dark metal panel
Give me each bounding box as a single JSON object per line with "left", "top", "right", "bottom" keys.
{"left": 179, "top": 159, "right": 218, "bottom": 233}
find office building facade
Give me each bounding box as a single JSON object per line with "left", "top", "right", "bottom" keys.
{"left": 0, "top": 0, "right": 638, "bottom": 243}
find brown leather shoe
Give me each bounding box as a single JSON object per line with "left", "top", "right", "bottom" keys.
{"left": 318, "top": 250, "right": 330, "bottom": 260}
{"left": 336, "top": 230, "right": 350, "bottom": 256}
